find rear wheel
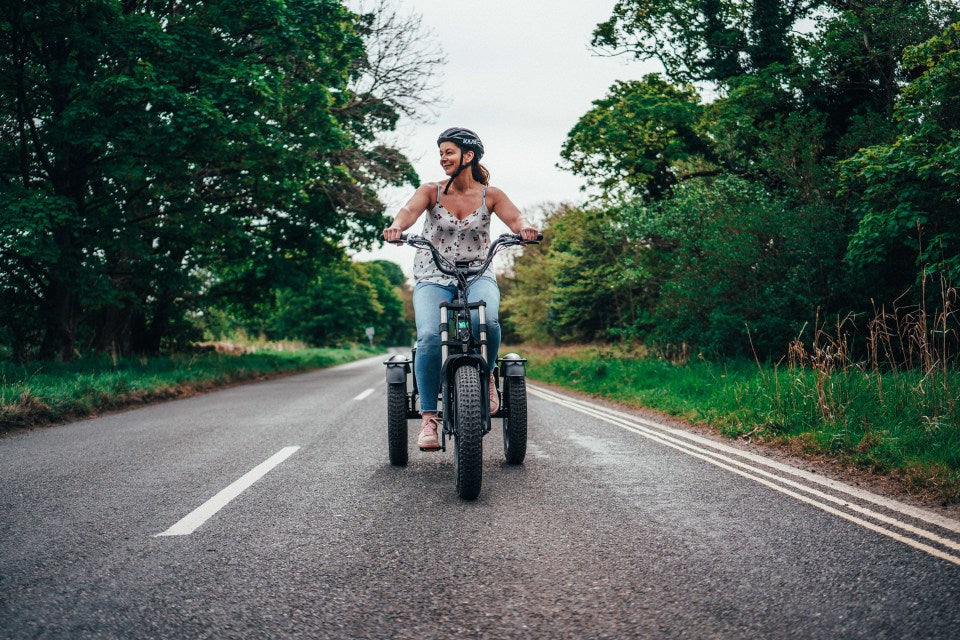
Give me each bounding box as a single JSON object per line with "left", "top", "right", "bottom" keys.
{"left": 387, "top": 382, "right": 408, "bottom": 466}
{"left": 452, "top": 365, "right": 483, "bottom": 500}
{"left": 502, "top": 376, "right": 527, "bottom": 464}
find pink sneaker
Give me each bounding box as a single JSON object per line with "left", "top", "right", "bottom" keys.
{"left": 489, "top": 375, "right": 500, "bottom": 415}
{"left": 418, "top": 414, "right": 441, "bottom": 451}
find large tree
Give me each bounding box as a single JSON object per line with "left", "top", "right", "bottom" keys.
{"left": 507, "top": 0, "right": 960, "bottom": 358}
{"left": 559, "top": 75, "right": 713, "bottom": 201}
{"left": 842, "top": 21, "right": 960, "bottom": 291}
{"left": 0, "top": 0, "right": 422, "bottom": 359}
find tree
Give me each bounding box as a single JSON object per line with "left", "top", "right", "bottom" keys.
{"left": 0, "top": 0, "right": 430, "bottom": 359}
{"left": 500, "top": 204, "right": 651, "bottom": 343}
{"left": 258, "top": 258, "right": 409, "bottom": 347}
{"left": 592, "top": 0, "right": 814, "bottom": 83}
{"left": 360, "top": 260, "right": 413, "bottom": 345}
{"left": 347, "top": 0, "right": 445, "bottom": 123}
{"left": 559, "top": 75, "right": 713, "bottom": 201}
{"left": 842, "top": 21, "right": 960, "bottom": 291}
{"left": 626, "top": 175, "right": 846, "bottom": 356}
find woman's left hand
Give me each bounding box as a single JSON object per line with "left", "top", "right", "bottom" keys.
{"left": 519, "top": 226, "right": 539, "bottom": 242}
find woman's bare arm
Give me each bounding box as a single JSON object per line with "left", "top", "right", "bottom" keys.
{"left": 487, "top": 187, "right": 539, "bottom": 240}
{"left": 383, "top": 183, "right": 434, "bottom": 242}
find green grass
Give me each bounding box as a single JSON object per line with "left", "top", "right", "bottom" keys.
{"left": 525, "top": 345, "right": 960, "bottom": 503}
{"left": 0, "top": 344, "right": 383, "bottom": 430}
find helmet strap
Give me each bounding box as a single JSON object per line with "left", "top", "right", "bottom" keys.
{"left": 444, "top": 157, "right": 469, "bottom": 194}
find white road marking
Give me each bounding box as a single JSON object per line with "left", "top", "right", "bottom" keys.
{"left": 353, "top": 388, "right": 375, "bottom": 401}
{"left": 536, "top": 385, "right": 960, "bottom": 535}
{"left": 551, "top": 388, "right": 960, "bottom": 553}
{"left": 156, "top": 446, "right": 300, "bottom": 537}
{"left": 331, "top": 354, "right": 388, "bottom": 371}
{"left": 529, "top": 385, "right": 960, "bottom": 566}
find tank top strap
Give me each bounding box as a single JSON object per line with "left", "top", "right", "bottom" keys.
{"left": 481, "top": 185, "right": 487, "bottom": 209}
{"left": 436, "top": 182, "right": 442, "bottom": 206}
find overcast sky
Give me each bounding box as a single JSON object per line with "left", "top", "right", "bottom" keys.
{"left": 350, "top": 0, "right": 660, "bottom": 273}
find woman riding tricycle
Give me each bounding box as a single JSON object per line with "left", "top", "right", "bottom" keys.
{"left": 382, "top": 127, "right": 540, "bottom": 499}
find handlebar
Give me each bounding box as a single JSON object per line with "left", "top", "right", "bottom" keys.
{"left": 388, "top": 232, "right": 542, "bottom": 278}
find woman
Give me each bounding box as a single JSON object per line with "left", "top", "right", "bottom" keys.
{"left": 383, "top": 127, "right": 539, "bottom": 451}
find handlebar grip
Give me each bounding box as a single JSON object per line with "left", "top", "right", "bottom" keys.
{"left": 382, "top": 231, "right": 408, "bottom": 245}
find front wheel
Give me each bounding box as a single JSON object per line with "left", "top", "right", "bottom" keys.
{"left": 387, "top": 382, "right": 408, "bottom": 466}
{"left": 502, "top": 376, "right": 527, "bottom": 464}
{"left": 452, "top": 365, "right": 483, "bottom": 500}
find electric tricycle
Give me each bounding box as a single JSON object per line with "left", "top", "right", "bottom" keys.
{"left": 384, "top": 232, "right": 541, "bottom": 500}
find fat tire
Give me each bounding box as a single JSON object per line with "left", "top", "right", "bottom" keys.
{"left": 453, "top": 365, "right": 483, "bottom": 500}
{"left": 387, "top": 382, "right": 408, "bottom": 466}
{"left": 502, "top": 376, "right": 527, "bottom": 464}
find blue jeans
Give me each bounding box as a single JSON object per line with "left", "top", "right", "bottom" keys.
{"left": 413, "top": 277, "right": 501, "bottom": 413}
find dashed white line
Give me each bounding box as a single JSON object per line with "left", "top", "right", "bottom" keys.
{"left": 332, "top": 354, "right": 389, "bottom": 371}
{"left": 353, "top": 388, "right": 375, "bottom": 401}
{"left": 156, "top": 446, "right": 300, "bottom": 537}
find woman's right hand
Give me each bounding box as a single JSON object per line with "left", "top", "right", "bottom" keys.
{"left": 383, "top": 225, "right": 404, "bottom": 244}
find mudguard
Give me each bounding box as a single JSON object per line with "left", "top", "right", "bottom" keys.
{"left": 384, "top": 354, "right": 411, "bottom": 384}
{"left": 441, "top": 353, "right": 492, "bottom": 436}
{"left": 498, "top": 352, "right": 527, "bottom": 378}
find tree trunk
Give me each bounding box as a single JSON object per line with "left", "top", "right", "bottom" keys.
{"left": 38, "top": 275, "right": 76, "bottom": 361}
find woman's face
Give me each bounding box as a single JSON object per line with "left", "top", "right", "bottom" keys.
{"left": 439, "top": 141, "right": 473, "bottom": 175}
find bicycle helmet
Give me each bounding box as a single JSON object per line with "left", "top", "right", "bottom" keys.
{"left": 437, "top": 127, "right": 484, "bottom": 193}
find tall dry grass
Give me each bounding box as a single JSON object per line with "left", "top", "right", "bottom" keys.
{"left": 748, "top": 282, "right": 960, "bottom": 499}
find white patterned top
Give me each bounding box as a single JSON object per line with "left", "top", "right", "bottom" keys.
{"left": 413, "top": 184, "right": 494, "bottom": 285}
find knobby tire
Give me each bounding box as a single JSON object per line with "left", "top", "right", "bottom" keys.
{"left": 387, "top": 382, "right": 408, "bottom": 466}
{"left": 453, "top": 365, "right": 483, "bottom": 500}
{"left": 502, "top": 376, "right": 527, "bottom": 464}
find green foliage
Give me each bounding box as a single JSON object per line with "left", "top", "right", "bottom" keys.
{"left": 356, "top": 261, "right": 413, "bottom": 346}
{"left": 707, "top": 66, "right": 836, "bottom": 203}
{"left": 623, "top": 175, "right": 846, "bottom": 356}
{"left": 505, "top": 4, "right": 960, "bottom": 359}
{"left": 525, "top": 346, "right": 960, "bottom": 502}
{"left": 546, "top": 207, "right": 648, "bottom": 341}
{"left": 593, "top": 0, "right": 810, "bottom": 82}
{"left": 501, "top": 203, "right": 651, "bottom": 343}
{"left": 499, "top": 226, "right": 555, "bottom": 344}
{"left": 368, "top": 259, "right": 406, "bottom": 288}
{"left": 216, "top": 258, "right": 411, "bottom": 347}
{"left": 842, "top": 21, "right": 960, "bottom": 288}
{"left": 0, "top": 344, "right": 382, "bottom": 430}
{"left": 560, "top": 75, "right": 711, "bottom": 200}
{"left": 0, "top": 0, "right": 417, "bottom": 360}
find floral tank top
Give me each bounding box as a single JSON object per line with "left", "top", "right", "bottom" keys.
{"left": 413, "top": 183, "right": 494, "bottom": 285}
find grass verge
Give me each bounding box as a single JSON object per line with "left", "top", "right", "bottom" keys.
{"left": 521, "top": 344, "right": 960, "bottom": 505}
{"left": 0, "top": 344, "right": 383, "bottom": 432}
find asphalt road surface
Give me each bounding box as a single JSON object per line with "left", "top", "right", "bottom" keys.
{"left": 2, "top": 353, "right": 959, "bottom": 639}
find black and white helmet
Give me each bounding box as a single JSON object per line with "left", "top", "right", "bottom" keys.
{"left": 437, "top": 127, "right": 484, "bottom": 160}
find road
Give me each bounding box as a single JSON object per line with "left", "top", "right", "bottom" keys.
{"left": 1, "top": 353, "right": 959, "bottom": 639}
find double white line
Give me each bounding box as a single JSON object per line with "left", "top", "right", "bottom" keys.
{"left": 529, "top": 384, "right": 960, "bottom": 566}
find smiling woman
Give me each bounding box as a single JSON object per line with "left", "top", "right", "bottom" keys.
{"left": 382, "top": 127, "right": 539, "bottom": 450}
{"left": 348, "top": 0, "right": 659, "bottom": 274}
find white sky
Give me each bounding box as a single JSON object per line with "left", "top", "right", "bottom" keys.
{"left": 349, "top": 0, "right": 660, "bottom": 274}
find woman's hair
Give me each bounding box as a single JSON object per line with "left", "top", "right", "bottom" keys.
{"left": 470, "top": 158, "right": 490, "bottom": 185}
